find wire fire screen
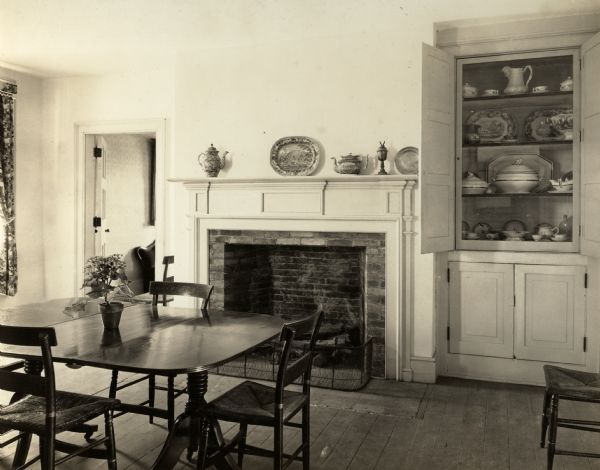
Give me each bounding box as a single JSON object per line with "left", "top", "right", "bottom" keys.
{"left": 216, "top": 336, "right": 373, "bottom": 391}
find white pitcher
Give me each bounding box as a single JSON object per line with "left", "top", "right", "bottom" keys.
{"left": 502, "top": 65, "right": 533, "bottom": 94}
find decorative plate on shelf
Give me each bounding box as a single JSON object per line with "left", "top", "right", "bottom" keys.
{"left": 394, "top": 146, "right": 419, "bottom": 174}
{"left": 465, "top": 110, "right": 518, "bottom": 143}
{"left": 503, "top": 219, "right": 527, "bottom": 232}
{"left": 524, "top": 107, "right": 573, "bottom": 141}
{"left": 270, "top": 136, "right": 320, "bottom": 176}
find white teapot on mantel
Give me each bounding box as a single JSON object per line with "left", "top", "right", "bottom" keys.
{"left": 198, "top": 144, "right": 229, "bottom": 177}
{"left": 502, "top": 65, "right": 533, "bottom": 95}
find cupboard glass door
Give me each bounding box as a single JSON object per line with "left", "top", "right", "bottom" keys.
{"left": 456, "top": 50, "right": 579, "bottom": 253}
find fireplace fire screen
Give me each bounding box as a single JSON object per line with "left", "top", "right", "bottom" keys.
{"left": 215, "top": 336, "right": 373, "bottom": 391}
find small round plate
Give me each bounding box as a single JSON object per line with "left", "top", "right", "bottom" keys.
{"left": 394, "top": 146, "right": 419, "bottom": 175}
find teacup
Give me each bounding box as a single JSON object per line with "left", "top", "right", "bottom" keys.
{"left": 552, "top": 234, "right": 568, "bottom": 242}
{"left": 533, "top": 85, "right": 549, "bottom": 93}
{"left": 466, "top": 232, "right": 479, "bottom": 240}
{"left": 532, "top": 234, "right": 542, "bottom": 241}
{"left": 483, "top": 89, "right": 499, "bottom": 96}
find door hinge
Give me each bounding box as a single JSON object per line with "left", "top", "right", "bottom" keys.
{"left": 447, "top": 268, "right": 450, "bottom": 283}
{"left": 447, "top": 326, "right": 450, "bottom": 341}
{"left": 514, "top": 295, "right": 516, "bottom": 307}
{"left": 93, "top": 216, "right": 101, "bottom": 233}
{"left": 93, "top": 147, "right": 103, "bottom": 158}
{"left": 585, "top": 273, "right": 588, "bottom": 289}
{"left": 584, "top": 336, "right": 588, "bottom": 352}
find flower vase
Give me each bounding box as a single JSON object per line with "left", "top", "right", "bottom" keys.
{"left": 99, "top": 302, "right": 124, "bottom": 329}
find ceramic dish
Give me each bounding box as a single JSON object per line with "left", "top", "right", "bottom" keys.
{"left": 270, "top": 136, "right": 320, "bottom": 176}
{"left": 473, "top": 222, "right": 492, "bottom": 238}
{"left": 503, "top": 219, "right": 526, "bottom": 232}
{"left": 487, "top": 152, "right": 553, "bottom": 183}
{"left": 394, "top": 146, "right": 419, "bottom": 175}
{"left": 465, "top": 110, "right": 518, "bottom": 143}
{"left": 502, "top": 230, "right": 528, "bottom": 240}
{"left": 551, "top": 184, "right": 573, "bottom": 193}
{"left": 524, "top": 107, "right": 573, "bottom": 142}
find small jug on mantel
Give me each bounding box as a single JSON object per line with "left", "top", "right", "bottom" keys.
{"left": 198, "top": 144, "right": 229, "bottom": 177}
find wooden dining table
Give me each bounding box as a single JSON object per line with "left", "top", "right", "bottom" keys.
{"left": 0, "top": 298, "right": 285, "bottom": 469}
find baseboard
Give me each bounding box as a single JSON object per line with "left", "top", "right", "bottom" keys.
{"left": 410, "top": 354, "right": 437, "bottom": 383}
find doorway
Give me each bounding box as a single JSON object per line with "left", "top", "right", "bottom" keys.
{"left": 75, "top": 119, "right": 166, "bottom": 296}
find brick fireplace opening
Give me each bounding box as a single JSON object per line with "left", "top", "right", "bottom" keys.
{"left": 208, "top": 229, "right": 386, "bottom": 376}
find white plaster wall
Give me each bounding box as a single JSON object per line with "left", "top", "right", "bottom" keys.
{"left": 0, "top": 67, "right": 45, "bottom": 306}
{"left": 34, "top": 1, "right": 600, "bottom": 374}
{"left": 42, "top": 70, "right": 175, "bottom": 298}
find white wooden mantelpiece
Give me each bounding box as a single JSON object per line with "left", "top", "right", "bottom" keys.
{"left": 171, "top": 175, "right": 418, "bottom": 381}
{"left": 170, "top": 175, "right": 418, "bottom": 219}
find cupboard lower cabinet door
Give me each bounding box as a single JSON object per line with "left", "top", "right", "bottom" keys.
{"left": 514, "top": 264, "right": 586, "bottom": 365}
{"left": 449, "top": 262, "right": 514, "bottom": 358}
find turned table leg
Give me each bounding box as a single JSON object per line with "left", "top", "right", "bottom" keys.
{"left": 151, "top": 369, "right": 239, "bottom": 470}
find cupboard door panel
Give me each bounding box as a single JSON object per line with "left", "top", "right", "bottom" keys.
{"left": 421, "top": 43, "right": 455, "bottom": 253}
{"left": 581, "top": 32, "right": 600, "bottom": 257}
{"left": 449, "top": 262, "right": 514, "bottom": 358}
{"left": 514, "top": 264, "right": 585, "bottom": 364}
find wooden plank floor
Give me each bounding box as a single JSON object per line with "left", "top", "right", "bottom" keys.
{"left": 1, "top": 365, "right": 599, "bottom": 469}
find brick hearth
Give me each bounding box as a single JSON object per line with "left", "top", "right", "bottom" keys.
{"left": 208, "top": 229, "right": 386, "bottom": 376}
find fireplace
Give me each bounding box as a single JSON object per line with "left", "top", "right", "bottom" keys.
{"left": 208, "top": 230, "right": 385, "bottom": 376}
{"left": 175, "top": 175, "right": 417, "bottom": 380}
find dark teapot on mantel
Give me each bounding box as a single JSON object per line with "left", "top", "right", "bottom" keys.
{"left": 198, "top": 144, "right": 229, "bottom": 177}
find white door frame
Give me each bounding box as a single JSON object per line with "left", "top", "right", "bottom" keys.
{"left": 74, "top": 119, "right": 167, "bottom": 295}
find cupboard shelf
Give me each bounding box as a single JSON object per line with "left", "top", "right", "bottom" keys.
{"left": 463, "top": 90, "right": 572, "bottom": 103}
{"left": 462, "top": 192, "right": 572, "bottom": 198}
{"left": 463, "top": 140, "right": 572, "bottom": 148}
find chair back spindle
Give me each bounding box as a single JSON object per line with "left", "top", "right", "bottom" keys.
{"left": 275, "top": 311, "right": 323, "bottom": 404}
{"left": 149, "top": 281, "right": 214, "bottom": 309}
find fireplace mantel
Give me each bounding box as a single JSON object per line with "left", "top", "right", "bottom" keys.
{"left": 170, "top": 175, "right": 417, "bottom": 219}
{"left": 172, "top": 175, "right": 418, "bottom": 381}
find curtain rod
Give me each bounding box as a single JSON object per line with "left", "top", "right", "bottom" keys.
{"left": 0, "top": 76, "right": 16, "bottom": 86}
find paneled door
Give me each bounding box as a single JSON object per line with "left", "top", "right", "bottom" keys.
{"left": 449, "top": 262, "right": 514, "bottom": 358}
{"left": 514, "top": 264, "right": 586, "bottom": 364}
{"left": 581, "top": 31, "right": 600, "bottom": 258}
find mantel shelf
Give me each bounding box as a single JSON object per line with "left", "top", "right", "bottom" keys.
{"left": 169, "top": 175, "right": 418, "bottom": 185}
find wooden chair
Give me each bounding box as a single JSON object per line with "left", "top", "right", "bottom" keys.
{"left": 109, "top": 280, "right": 213, "bottom": 430}
{"left": 541, "top": 364, "right": 600, "bottom": 469}
{"left": 197, "top": 310, "right": 324, "bottom": 470}
{"left": 0, "top": 360, "right": 25, "bottom": 449}
{"left": 0, "top": 325, "right": 119, "bottom": 469}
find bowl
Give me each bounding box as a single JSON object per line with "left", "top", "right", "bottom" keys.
{"left": 495, "top": 180, "right": 538, "bottom": 194}
{"left": 466, "top": 232, "right": 479, "bottom": 240}
{"left": 551, "top": 183, "right": 573, "bottom": 192}
{"left": 552, "top": 234, "right": 568, "bottom": 242}
{"left": 532, "top": 234, "right": 542, "bottom": 241}
{"left": 462, "top": 187, "right": 488, "bottom": 195}
{"left": 502, "top": 230, "right": 528, "bottom": 239}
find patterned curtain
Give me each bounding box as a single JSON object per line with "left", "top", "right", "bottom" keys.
{"left": 0, "top": 81, "right": 17, "bottom": 295}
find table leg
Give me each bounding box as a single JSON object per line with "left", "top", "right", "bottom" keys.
{"left": 12, "top": 359, "right": 43, "bottom": 468}
{"left": 151, "top": 370, "right": 240, "bottom": 470}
